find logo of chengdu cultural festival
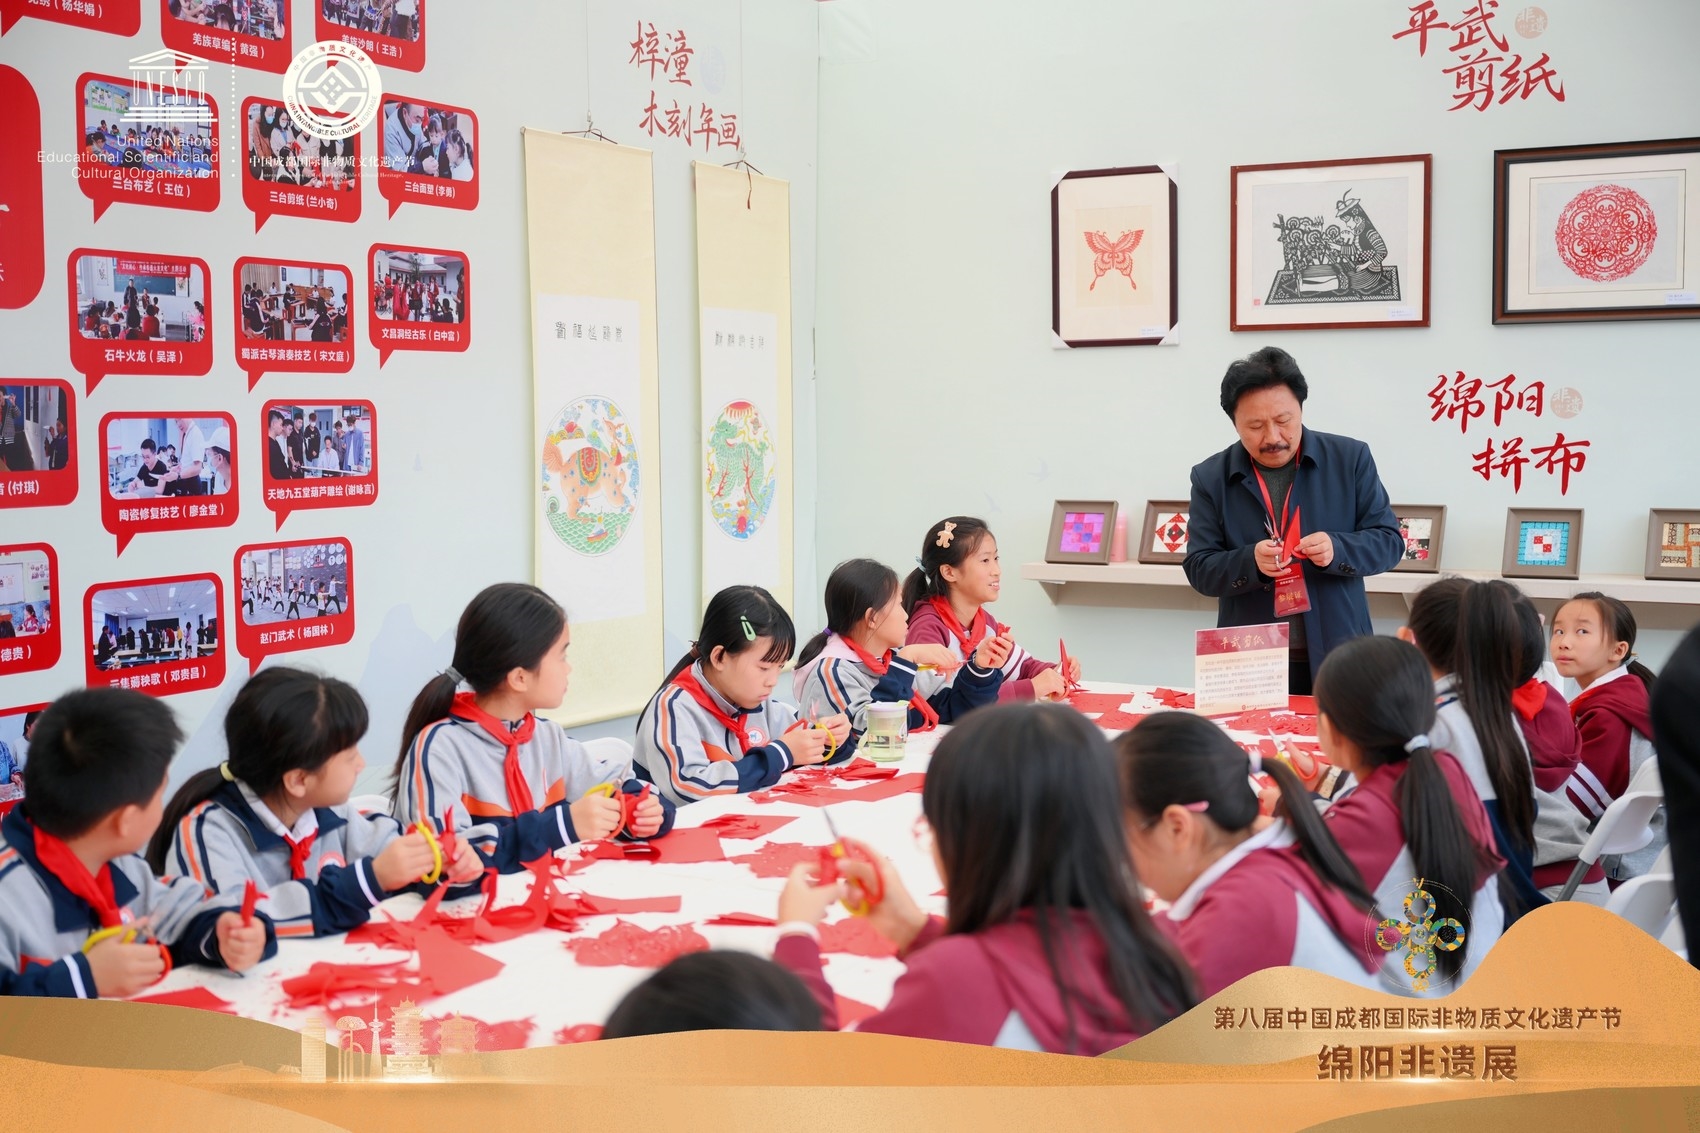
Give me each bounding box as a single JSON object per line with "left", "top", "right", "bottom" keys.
{"left": 283, "top": 40, "right": 382, "bottom": 141}
{"left": 540, "top": 396, "right": 639, "bottom": 557}
{"left": 1370, "top": 878, "right": 1468, "bottom": 993}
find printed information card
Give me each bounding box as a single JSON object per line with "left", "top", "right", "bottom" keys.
{"left": 1194, "top": 622, "right": 1290, "bottom": 717}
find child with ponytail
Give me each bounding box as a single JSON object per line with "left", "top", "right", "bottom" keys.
{"left": 903, "top": 516, "right": 1075, "bottom": 702}
{"left": 1117, "top": 712, "right": 1381, "bottom": 997}
{"left": 151, "top": 667, "right": 485, "bottom": 938}
{"left": 1316, "top": 636, "right": 1506, "bottom": 995}
{"left": 635, "top": 586, "right": 851, "bottom": 805}
{"left": 393, "top": 583, "right": 673, "bottom": 872}
{"left": 794, "top": 558, "right": 1004, "bottom": 739}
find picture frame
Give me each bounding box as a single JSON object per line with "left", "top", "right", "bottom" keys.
{"left": 1051, "top": 166, "right": 1178, "bottom": 347}
{"left": 1391, "top": 504, "right": 1447, "bottom": 574}
{"left": 1046, "top": 500, "right": 1119, "bottom": 565}
{"left": 1230, "top": 154, "right": 1431, "bottom": 331}
{"left": 1645, "top": 509, "right": 1700, "bottom": 581}
{"left": 1136, "top": 500, "right": 1192, "bottom": 565}
{"left": 1492, "top": 137, "right": 1700, "bottom": 324}
{"left": 1502, "top": 507, "right": 1584, "bottom": 580}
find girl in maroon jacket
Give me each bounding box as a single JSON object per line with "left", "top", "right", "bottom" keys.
{"left": 1117, "top": 712, "right": 1382, "bottom": 998}
{"left": 774, "top": 702, "right": 1196, "bottom": 1054}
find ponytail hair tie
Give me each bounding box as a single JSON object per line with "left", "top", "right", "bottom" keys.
{"left": 218, "top": 761, "right": 236, "bottom": 782}
{"left": 443, "top": 665, "right": 463, "bottom": 685}
{"left": 914, "top": 556, "right": 925, "bottom": 568}
{"left": 1404, "top": 733, "right": 1430, "bottom": 754}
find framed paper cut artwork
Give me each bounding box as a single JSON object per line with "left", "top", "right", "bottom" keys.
{"left": 1230, "top": 154, "right": 1431, "bottom": 331}
{"left": 1137, "top": 500, "right": 1192, "bottom": 565}
{"left": 1646, "top": 509, "right": 1700, "bottom": 581}
{"left": 1503, "top": 507, "right": 1584, "bottom": 580}
{"left": 1391, "top": 505, "right": 1446, "bottom": 573}
{"left": 1051, "top": 166, "right": 1178, "bottom": 347}
{"left": 1046, "top": 500, "right": 1118, "bottom": 565}
{"left": 1493, "top": 137, "right": 1700, "bottom": 324}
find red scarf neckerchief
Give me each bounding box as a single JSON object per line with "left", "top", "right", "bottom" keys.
{"left": 834, "top": 633, "right": 940, "bottom": 732}
{"left": 29, "top": 825, "right": 123, "bottom": 927}
{"left": 926, "top": 596, "right": 1002, "bottom": 659}
{"left": 452, "top": 692, "right": 541, "bottom": 813}
{"left": 1511, "top": 678, "right": 1549, "bottom": 721}
{"left": 669, "top": 667, "right": 752, "bottom": 754}
{"left": 282, "top": 830, "right": 317, "bottom": 880}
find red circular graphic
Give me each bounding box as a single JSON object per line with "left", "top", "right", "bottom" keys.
{"left": 1554, "top": 184, "right": 1658, "bottom": 282}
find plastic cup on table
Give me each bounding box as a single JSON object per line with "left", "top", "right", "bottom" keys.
{"left": 862, "top": 702, "right": 909, "bottom": 763}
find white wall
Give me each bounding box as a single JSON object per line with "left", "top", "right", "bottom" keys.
{"left": 3, "top": 0, "right": 819, "bottom": 793}
{"left": 814, "top": 0, "right": 1700, "bottom": 685}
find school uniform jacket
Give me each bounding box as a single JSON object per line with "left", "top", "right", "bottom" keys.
{"left": 0, "top": 809, "right": 276, "bottom": 998}
{"left": 776, "top": 910, "right": 1159, "bottom": 1054}
{"left": 792, "top": 634, "right": 1003, "bottom": 734}
{"left": 634, "top": 663, "right": 829, "bottom": 805}
{"left": 1324, "top": 753, "right": 1507, "bottom": 997}
{"left": 904, "top": 601, "right": 1052, "bottom": 701}
{"left": 1542, "top": 668, "right": 1662, "bottom": 884}
{"left": 1154, "top": 820, "right": 1381, "bottom": 998}
{"left": 395, "top": 708, "right": 675, "bottom": 872}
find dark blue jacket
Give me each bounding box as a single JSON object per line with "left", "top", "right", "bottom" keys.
{"left": 1184, "top": 428, "right": 1404, "bottom": 679}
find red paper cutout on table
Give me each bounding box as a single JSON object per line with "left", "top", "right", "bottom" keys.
{"left": 1218, "top": 709, "right": 1318, "bottom": 737}
{"left": 129, "top": 986, "right": 239, "bottom": 1013}
{"left": 1288, "top": 695, "right": 1319, "bottom": 716}
{"left": 563, "top": 920, "right": 709, "bottom": 968}
{"left": 699, "top": 813, "right": 798, "bottom": 840}
{"left": 818, "top": 917, "right": 899, "bottom": 958}
{"left": 1067, "top": 692, "right": 1132, "bottom": 715}
{"left": 727, "top": 842, "right": 831, "bottom": 878}
{"left": 1152, "top": 688, "right": 1195, "bottom": 708}
{"left": 554, "top": 1023, "right": 604, "bottom": 1044}
{"left": 702, "top": 911, "right": 778, "bottom": 927}
{"left": 555, "top": 892, "right": 683, "bottom": 919}
{"left": 579, "top": 825, "right": 726, "bottom": 864}
{"left": 1091, "top": 710, "right": 1146, "bottom": 732}
{"left": 752, "top": 773, "right": 927, "bottom": 808}
{"left": 426, "top": 1013, "right": 535, "bottom": 1053}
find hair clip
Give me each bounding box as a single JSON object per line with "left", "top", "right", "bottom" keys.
{"left": 935, "top": 521, "right": 958, "bottom": 549}
{"left": 1403, "top": 733, "right": 1430, "bottom": 753}
{"left": 443, "top": 664, "right": 463, "bottom": 685}
{"left": 219, "top": 760, "right": 236, "bottom": 782}
{"left": 740, "top": 615, "right": 757, "bottom": 641}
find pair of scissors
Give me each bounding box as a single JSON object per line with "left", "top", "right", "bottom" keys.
{"left": 818, "top": 809, "right": 882, "bottom": 916}
{"left": 583, "top": 782, "right": 653, "bottom": 837}
{"left": 83, "top": 920, "right": 174, "bottom": 982}
{"left": 412, "top": 817, "right": 446, "bottom": 884}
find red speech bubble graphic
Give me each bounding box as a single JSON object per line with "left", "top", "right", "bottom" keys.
{"left": 158, "top": 0, "right": 291, "bottom": 74}
{"left": 0, "top": 380, "right": 78, "bottom": 510}
{"left": 240, "top": 98, "right": 363, "bottom": 232}
{"left": 0, "top": 544, "right": 62, "bottom": 678}
{"left": 317, "top": 0, "right": 425, "bottom": 72}
{"left": 99, "top": 412, "right": 238, "bottom": 554}
{"left": 0, "top": 701, "right": 48, "bottom": 817}
{"left": 368, "top": 244, "right": 469, "bottom": 366}
{"left": 376, "top": 96, "right": 477, "bottom": 216}
{"left": 76, "top": 71, "right": 220, "bottom": 223}
{"left": 0, "top": 67, "right": 44, "bottom": 310}
{"left": 232, "top": 257, "right": 356, "bottom": 389}
{"left": 84, "top": 572, "right": 225, "bottom": 696}
{"left": 67, "top": 249, "right": 213, "bottom": 395}
{"left": 233, "top": 538, "right": 353, "bottom": 674}
{"left": 260, "top": 400, "right": 377, "bottom": 529}
{"left": 0, "top": 0, "right": 139, "bottom": 35}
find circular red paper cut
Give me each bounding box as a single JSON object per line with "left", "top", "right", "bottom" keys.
{"left": 1554, "top": 183, "right": 1658, "bottom": 282}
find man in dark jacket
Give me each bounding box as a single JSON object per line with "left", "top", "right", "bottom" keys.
{"left": 1184, "top": 346, "right": 1404, "bottom": 692}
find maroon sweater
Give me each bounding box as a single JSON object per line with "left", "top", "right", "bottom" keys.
{"left": 905, "top": 601, "right": 1053, "bottom": 702}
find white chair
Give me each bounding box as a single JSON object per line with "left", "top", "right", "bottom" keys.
{"left": 348, "top": 792, "right": 393, "bottom": 816}
{"left": 1652, "top": 845, "right": 1674, "bottom": 875}
{"left": 1661, "top": 911, "right": 1688, "bottom": 961}
{"left": 1557, "top": 789, "right": 1664, "bottom": 901}
{"left": 582, "top": 736, "right": 635, "bottom": 765}
{"left": 1628, "top": 757, "right": 1662, "bottom": 795}
{"left": 1603, "top": 873, "right": 1677, "bottom": 939}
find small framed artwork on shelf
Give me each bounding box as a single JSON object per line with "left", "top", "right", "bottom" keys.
{"left": 1137, "top": 500, "right": 1192, "bottom": 565}
{"left": 1645, "top": 509, "right": 1700, "bottom": 581}
{"left": 1392, "top": 505, "right": 1446, "bottom": 573}
{"left": 1046, "top": 500, "right": 1119, "bottom": 565}
{"left": 1051, "top": 166, "right": 1179, "bottom": 347}
{"left": 1503, "top": 507, "right": 1584, "bottom": 580}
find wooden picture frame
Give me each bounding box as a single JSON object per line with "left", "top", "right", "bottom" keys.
{"left": 1046, "top": 500, "right": 1119, "bottom": 565}
{"left": 1645, "top": 509, "right": 1700, "bottom": 581}
{"left": 1230, "top": 154, "right": 1431, "bottom": 331}
{"left": 1492, "top": 137, "right": 1700, "bottom": 324}
{"left": 1136, "top": 500, "right": 1192, "bottom": 565}
{"left": 1051, "top": 166, "right": 1178, "bottom": 347}
{"left": 1503, "top": 507, "right": 1584, "bottom": 580}
{"left": 1391, "top": 505, "right": 1446, "bottom": 573}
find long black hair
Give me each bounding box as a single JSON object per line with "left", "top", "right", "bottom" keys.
{"left": 1512, "top": 594, "right": 1547, "bottom": 685}
{"left": 1563, "top": 591, "right": 1657, "bottom": 694}
{"left": 393, "top": 583, "right": 565, "bottom": 787}
{"left": 655, "top": 585, "right": 795, "bottom": 701}
{"left": 147, "top": 667, "right": 368, "bottom": 873}
{"left": 1117, "top": 712, "right": 1375, "bottom": 913}
{"left": 796, "top": 558, "right": 900, "bottom": 668}
{"left": 601, "top": 951, "right": 821, "bottom": 1037}
{"left": 902, "top": 515, "right": 993, "bottom": 615}
{"left": 925, "top": 703, "right": 1196, "bottom": 1050}
{"left": 1315, "top": 637, "right": 1499, "bottom": 984}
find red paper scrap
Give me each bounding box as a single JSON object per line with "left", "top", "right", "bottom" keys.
{"left": 817, "top": 917, "right": 899, "bottom": 958}
{"left": 702, "top": 911, "right": 778, "bottom": 927}
{"left": 1218, "top": 709, "right": 1318, "bottom": 737}
{"left": 1092, "top": 710, "right": 1146, "bottom": 732}
{"left": 558, "top": 892, "right": 684, "bottom": 917}
{"left": 699, "top": 813, "right": 799, "bottom": 840}
{"left": 1067, "top": 692, "right": 1131, "bottom": 715}
{"left": 833, "top": 994, "right": 881, "bottom": 1029}
{"left": 281, "top": 960, "right": 412, "bottom": 1010}
{"left": 564, "top": 920, "right": 710, "bottom": 968}
{"left": 728, "top": 842, "right": 831, "bottom": 878}
{"left": 828, "top": 761, "right": 899, "bottom": 783}
{"left": 1152, "top": 688, "right": 1195, "bottom": 709}
{"left": 580, "top": 825, "right": 726, "bottom": 864}
{"left": 426, "top": 1013, "right": 535, "bottom": 1053}
{"left": 128, "top": 986, "right": 239, "bottom": 1014}
{"left": 554, "top": 1023, "right": 603, "bottom": 1045}
{"left": 1288, "top": 695, "right": 1319, "bottom": 716}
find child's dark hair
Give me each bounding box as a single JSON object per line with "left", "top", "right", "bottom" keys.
{"left": 23, "top": 688, "right": 182, "bottom": 839}
{"left": 902, "top": 515, "right": 993, "bottom": 615}
{"left": 148, "top": 668, "right": 368, "bottom": 872}
{"left": 925, "top": 703, "right": 1196, "bottom": 1051}
{"left": 1315, "top": 637, "right": 1499, "bottom": 985}
{"left": 1563, "top": 591, "right": 1657, "bottom": 693}
{"left": 393, "top": 583, "right": 566, "bottom": 787}
{"left": 656, "top": 585, "right": 795, "bottom": 695}
{"left": 1512, "top": 594, "right": 1547, "bottom": 685}
{"left": 796, "top": 559, "right": 900, "bottom": 668}
{"left": 1117, "top": 712, "right": 1375, "bottom": 914}
{"left": 601, "top": 951, "right": 822, "bottom": 1038}
{"left": 1405, "top": 575, "right": 1470, "bottom": 672}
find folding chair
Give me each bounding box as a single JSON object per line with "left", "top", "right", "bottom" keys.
{"left": 1557, "top": 789, "right": 1664, "bottom": 901}
{"left": 581, "top": 736, "right": 636, "bottom": 765}
{"left": 1603, "top": 873, "right": 1677, "bottom": 940}
{"left": 1627, "top": 757, "right": 1662, "bottom": 795}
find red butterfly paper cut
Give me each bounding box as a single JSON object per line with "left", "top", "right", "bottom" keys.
{"left": 1084, "top": 229, "right": 1145, "bottom": 290}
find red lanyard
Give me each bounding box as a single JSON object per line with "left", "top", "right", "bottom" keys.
{"left": 30, "top": 825, "right": 122, "bottom": 928}
{"left": 836, "top": 634, "right": 939, "bottom": 733}
{"left": 670, "top": 668, "right": 752, "bottom": 754}
{"left": 452, "top": 692, "right": 541, "bottom": 813}
{"left": 1251, "top": 447, "right": 1302, "bottom": 559}
{"left": 927, "top": 596, "right": 1001, "bottom": 657}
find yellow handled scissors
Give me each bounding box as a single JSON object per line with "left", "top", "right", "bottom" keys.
{"left": 81, "top": 925, "right": 140, "bottom": 953}
{"left": 413, "top": 820, "right": 445, "bottom": 884}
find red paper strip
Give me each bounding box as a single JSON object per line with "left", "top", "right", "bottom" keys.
{"left": 702, "top": 912, "right": 778, "bottom": 927}
{"left": 564, "top": 920, "right": 709, "bottom": 968}
{"left": 727, "top": 842, "right": 831, "bottom": 879}
{"left": 554, "top": 1023, "right": 603, "bottom": 1045}
{"left": 818, "top": 917, "right": 899, "bottom": 958}
{"left": 561, "top": 893, "right": 684, "bottom": 917}
{"left": 128, "top": 986, "right": 238, "bottom": 1014}
{"left": 698, "top": 813, "right": 798, "bottom": 840}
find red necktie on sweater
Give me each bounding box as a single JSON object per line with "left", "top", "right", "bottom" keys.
{"left": 669, "top": 668, "right": 751, "bottom": 754}
{"left": 30, "top": 825, "right": 122, "bottom": 927}
{"left": 1511, "top": 678, "right": 1548, "bottom": 721}
{"left": 283, "top": 831, "right": 317, "bottom": 880}
{"left": 452, "top": 692, "right": 541, "bottom": 813}
{"left": 926, "top": 596, "right": 1001, "bottom": 658}
{"left": 834, "top": 633, "right": 940, "bottom": 732}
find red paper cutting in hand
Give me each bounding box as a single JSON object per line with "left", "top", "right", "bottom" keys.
{"left": 1067, "top": 692, "right": 1132, "bottom": 716}
{"left": 727, "top": 841, "right": 831, "bottom": 878}
{"left": 128, "top": 986, "right": 239, "bottom": 1014}
{"left": 699, "top": 813, "right": 798, "bottom": 840}
{"left": 554, "top": 1023, "right": 603, "bottom": 1045}
{"left": 817, "top": 916, "right": 899, "bottom": 958}
{"left": 702, "top": 911, "right": 778, "bottom": 927}
{"left": 564, "top": 920, "right": 710, "bottom": 968}
{"left": 426, "top": 1013, "right": 535, "bottom": 1053}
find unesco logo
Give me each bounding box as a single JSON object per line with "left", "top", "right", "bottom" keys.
{"left": 282, "top": 41, "right": 382, "bottom": 142}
